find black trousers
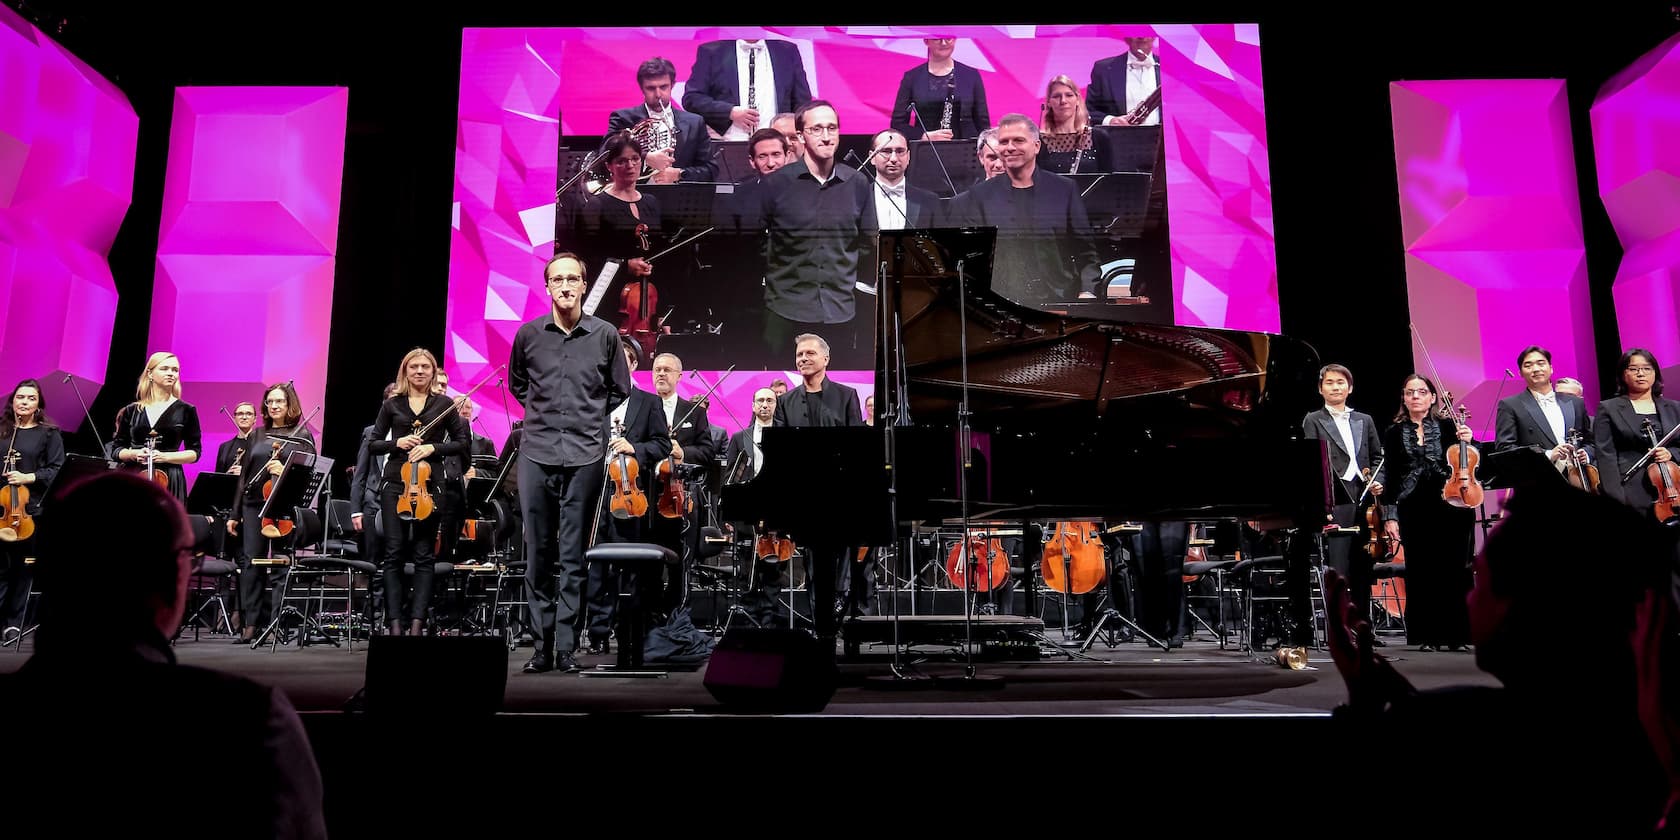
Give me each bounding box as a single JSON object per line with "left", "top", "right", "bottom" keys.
{"left": 358, "top": 505, "right": 385, "bottom": 619}
{"left": 237, "top": 504, "right": 290, "bottom": 632}
{"left": 380, "top": 488, "right": 441, "bottom": 625}
{"left": 520, "top": 457, "right": 603, "bottom": 655}
{"left": 1131, "top": 521, "right": 1188, "bottom": 640}
{"left": 0, "top": 534, "right": 36, "bottom": 629}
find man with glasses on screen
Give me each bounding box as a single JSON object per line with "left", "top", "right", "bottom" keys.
{"left": 953, "top": 113, "right": 1100, "bottom": 304}
{"left": 742, "top": 100, "right": 872, "bottom": 368}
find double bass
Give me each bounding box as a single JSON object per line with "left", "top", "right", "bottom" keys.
{"left": 1041, "top": 521, "right": 1106, "bottom": 597}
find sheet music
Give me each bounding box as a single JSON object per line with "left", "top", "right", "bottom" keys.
{"left": 581, "top": 260, "right": 622, "bottom": 316}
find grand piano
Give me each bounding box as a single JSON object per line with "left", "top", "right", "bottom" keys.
{"left": 721, "top": 227, "right": 1333, "bottom": 546}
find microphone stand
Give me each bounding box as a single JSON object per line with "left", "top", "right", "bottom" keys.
{"left": 63, "top": 374, "right": 108, "bottom": 457}
{"left": 1483, "top": 369, "right": 1514, "bottom": 440}
{"left": 906, "top": 103, "right": 958, "bottom": 197}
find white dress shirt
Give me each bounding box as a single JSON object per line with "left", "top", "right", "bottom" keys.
{"left": 726, "top": 40, "right": 777, "bottom": 140}
{"left": 1326, "top": 404, "right": 1360, "bottom": 481}
{"left": 604, "top": 394, "right": 632, "bottom": 464}
{"left": 1124, "top": 54, "right": 1160, "bottom": 126}
{"left": 1533, "top": 389, "right": 1567, "bottom": 448}
{"left": 873, "top": 176, "right": 908, "bottom": 231}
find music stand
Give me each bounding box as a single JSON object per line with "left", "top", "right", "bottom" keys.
{"left": 708, "top": 140, "right": 750, "bottom": 184}
{"left": 642, "top": 183, "right": 727, "bottom": 233}
{"left": 186, "top": 472, "right": 238, "bottom": 517}
{"left": 1090, "top": 125, "right": 1162, "bottom": 173}
{"left": 252, "top": 452, "right": 339, "bottom": 650}
{"left": 1070, "top": 172, "right": 1154, "bottom": 239}
{"left": 905, "top": 139, "right": 986, "bottom": 198}
{"left": 42, "top": 454, "right": 120, "bottom": 509}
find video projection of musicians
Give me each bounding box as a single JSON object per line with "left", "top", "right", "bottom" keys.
{"left": 552, "top": 29, "right": 1179, "bottom": 372}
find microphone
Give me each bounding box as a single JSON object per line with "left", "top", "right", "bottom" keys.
{"left": 905, "top": 102, "right": 958, "bottom": 197}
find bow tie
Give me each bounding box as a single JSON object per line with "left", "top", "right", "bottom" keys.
{"left": 878, "top": 183, "right": 905, "bottom": 198}
{"left": 743, "top": 43, "right": 766, "bottom": 53}
{"left": 1536, "top": 393, "right": 1557, "bottom": 406}
{"left": 1327, "top": 407, "right": 1351, "bottom": 419}
{"left": 1129, "top": 61, "right": 1152, "bottom": 70}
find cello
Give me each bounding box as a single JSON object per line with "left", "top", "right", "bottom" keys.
{"left": 0, "top": 448, "right": 32, "bottom": 543}
{"left": 945, "top": 531, "right": 1009, "bottom": 592}
{"left": 1040, "top": 521, "right": 1106, "bottom": 596}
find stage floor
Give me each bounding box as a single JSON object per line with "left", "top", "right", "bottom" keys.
{"left": 0, "top": 628, "right": 1496, "bottom": 717}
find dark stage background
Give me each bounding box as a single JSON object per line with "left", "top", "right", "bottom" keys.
{"left": 17, "top": 1, "right": 1675, "bottom": 469}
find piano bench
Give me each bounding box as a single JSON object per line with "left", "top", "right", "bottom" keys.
{"left": 585, "top": 543, "right": 679, "bottom": 668}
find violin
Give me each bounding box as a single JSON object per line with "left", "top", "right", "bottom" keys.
{"left": 141, "top": 430, "right": 169, "bottom": 490}
{"left": 0, "top": 449, "right": 33, "bottom": 543}
{"left": 755, "top": 529, "right": 794, "bottom": 562}
{"left": 945, "top": 532, "right": 1009, "bottom": 592}
{"left": 1040, "top": 521, "right": 1105, "bottom": 596}
{"left": 1561, "top": 427, "right": 1601, "bottom": 495}
{"left": 1440, "top": 400, "right": 1484, "bottom": 509}
{"left": 618, "top": 222, "right": 661, "bottom": 361}
{"left": 655, "top": 455, "right": 688, "bottom": 519}
{"left": 396, "top": 420, "right": 435, "bottom": 522}
{"left": 1641, "top": 419, "right": 1680, "bottom": 527}
{"left": 607, "top": 418, "right": 647, "bottom": 520}
{"left": 259, "top": 440, "right": 295, "bottom": 538}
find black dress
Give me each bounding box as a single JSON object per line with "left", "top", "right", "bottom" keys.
{"left": 1378, "top": 416, "right": 1475, "bottom": 647}
{"left": 109, "top": 400, "right": 203, "bottom": 502}
{"left": 890, "top": 61, "right": 990, "bottom": 141}
{"left": 1, "top": 423, "right": 65, "bottom": 629}
{"left": 565, "top": 192, "right": 663, "bottom": 352}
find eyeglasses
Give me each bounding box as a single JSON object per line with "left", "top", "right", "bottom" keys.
{"left": 1403, "top": 388, "right": 1433, "bottom": 396}
{"left": 1628, "top": 366, "right": 1656, "bottom": 374}
{"left": 803, "top": 125, "right": 840, "bottom": 137}
{"left": 547, "top": 275, "right": 585, "bottom": 287}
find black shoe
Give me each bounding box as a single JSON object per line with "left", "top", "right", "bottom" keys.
{"left": 523, "top": 652, "right": 554, "bottom": 673}
{"left": 1445, "top": 644, "right": 1469, "bottom": 652}
{"left": 585, "top": 637, "right": 609, "bottom": 656}
{"left": 1418, "top": 645, "right": 1436, "bottom": 652}
{"left": 556, "top": 653, "right": 581, "bottom": 673}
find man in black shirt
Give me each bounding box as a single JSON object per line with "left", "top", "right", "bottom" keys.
{"left": 509, "top": 252, "right": 632, "bottom": 674}
{"left": 745, "top": 100, "right": 872, "bottom": 369}
{"left": 772, "top": 333, "right": 867, "bottom": 638}
{"left": 957, "top": 113, "right": 1100, "bottom": 303}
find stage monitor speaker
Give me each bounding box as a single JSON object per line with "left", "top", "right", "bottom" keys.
{"left": 363, "top": 636, "right": 507, "bottom": 716}
{"left": 702, "top": 628, "right": 837, "bottom": 713}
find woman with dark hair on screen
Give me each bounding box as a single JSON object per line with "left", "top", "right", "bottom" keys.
{"left": 890, "top": 36, "right": 990, "bottom": 142}
{"left": 1595, "top": 349, "right": 1680, "bottom": 523}
{"left": 566, "top": 130, "right": 663, "bottom": 360}
{"left": 0, "top": 379, "right": 64, "bottom": 644}
{"left": 109, "top": 351, "right": 201, "bottom": 502}
{"left": 1376, "top": 374, "right": 1477, "bottom": 653}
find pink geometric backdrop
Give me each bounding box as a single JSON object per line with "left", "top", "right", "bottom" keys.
{"left": 151, "top": 87, "right": 348, "bottom": 484}
{"left": 447, "top": 25, "right": 1277, "bottom": 444}
{"left": 1593, "top": 32, "right": 1680, "bottom": 378}
{"left": 1389, "top": 80, "right": 1595, "bottom": 428}
{"left": 0, "top": 5, "right": 135, "bottom": 425}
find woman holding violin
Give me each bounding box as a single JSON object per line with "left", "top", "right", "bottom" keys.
{"left": 230, "top": 382, "right": 316, "bottom": 644}
{"left": 1377, "top": 375, "right": 1477, "bottom": 652}
{"left": 1593, "top": 349, "right": 1680, "bottom": 526}
{"left": 109, "top": 351, "right": 201, "bottom": 502}
{"left": 368, "top": 349, "right": 470, "bottom": 636}
{"left": 0, "top": 379, "right": 64, "bottom": 642}
{"left": 564, "top": 130, "right": 663, "bottom": 362}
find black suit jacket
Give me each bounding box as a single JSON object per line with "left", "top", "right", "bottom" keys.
{"left": 616, "top": 389, "right": 673, "bottom": 488}
{"left": 725, "top": 425, "right": 762, "bottom": 483}
{"left": 891, "top": 60, "right": 989, "bottom": 140}
{"left": 1301, "top": 408, "right": 1384, "bottom": 504}
{"left": 1087, "top": 54, "right": 1162, "bottom": 125}
{"left": 1495, "top": 390, "right": 1592, "bottom": 456}
{"left": 1594, "top": 395, "right": 1680, "bottom": 511}
{"left": 607, "top": 105, "right": 716, "bottom": 182}
{"left": 351, "top": 424, "right": 382, "bottom": 518}
{"left": 682, "top": 40, "right": 812, "bottom": 136}
{"left": 859, "top": 179, "right": 940, "bottom": 233}
{"left": 215, "top": 433, "right": 256, "bottom": 473}
{"left": 774, "top": 380, "right": 864, "bottom": 428}
{"left": 665, "top": 396, "right": 714, "bottom": 465}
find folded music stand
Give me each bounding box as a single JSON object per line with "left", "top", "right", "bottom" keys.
{"left": 186, "top": 471, "right": 238, "bottom": 517}
{"left": 43, "top": 454, "right": 120, "bottom": 509}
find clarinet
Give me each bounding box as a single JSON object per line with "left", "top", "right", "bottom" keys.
{"left": 939, "top": 75, "right": 955, "bottom": 132}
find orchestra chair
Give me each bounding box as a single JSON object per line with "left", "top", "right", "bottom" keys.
{"left": 274, "top": 506, "right": 366, "bottom": 650}
{"left": 177, "top": 514, "right": 238, "bottom": 641}
{"left": 581, "top": 542, "right": 678, "bottom": 673}
{"left": 1369, "top": 560, "right": 1407, "bottom": 637}
{"left": 1, "top": 560, "right": 37, "bottom": 652}
{"left": 1182, "top": 553, "right": 1239, "bottom": 649}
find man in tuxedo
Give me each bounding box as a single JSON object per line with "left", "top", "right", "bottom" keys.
{"left": 648, "top": 352, "right": 713, "bottom": 616}
{"left": 583, "top": 342, "right": 671, "bottom": 656}
{"left": 956, "top": 114, "right": 1101, "bottom": 303}
{"left": 1087, "top": 36, "right": 1162, "bottom": 126}
{"left": 773, "top": 334, "right": 868, "bottom": 636}
{"left": 215, "top": 402, "right": 257, "bottom": 473}
{"left": 683, "top": 39, "right": 812, "bottom": 140}
{"left": 1301, "top": 364, "right": 1385, "bottom": 615}
{"left": 1496, "top": 345, "right": 1594, "bottom": 467}
{"left": 725, "top": 387, "right": 783, "bottom": 625}
{"left": 608, "top": 57, "right": 716, "bottom": 184}
{"left": 858, "top": 130, "right": 941, "bottom": 297}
